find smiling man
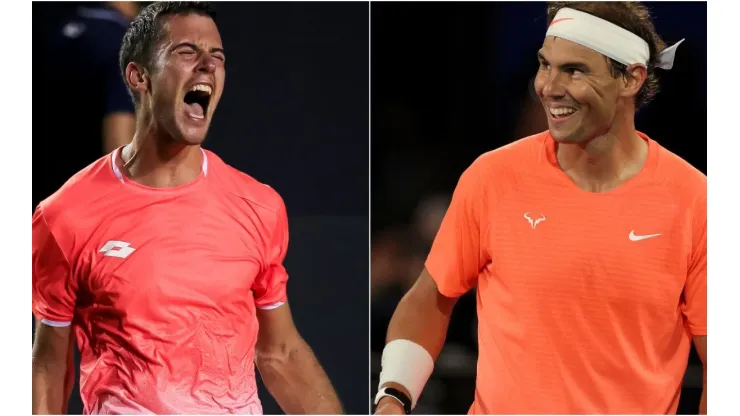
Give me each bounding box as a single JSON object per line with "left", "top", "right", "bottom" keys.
{"left": 31, "top": 2, "right": 342, "bottom": 414}
{"left": 375, "top": 2, "right": 706, "bottom": 415}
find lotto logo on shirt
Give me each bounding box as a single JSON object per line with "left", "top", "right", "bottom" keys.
{"left": 99, "top": 240, "right": 136, "bottom": 259}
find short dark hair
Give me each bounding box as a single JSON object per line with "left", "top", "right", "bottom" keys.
{"left": 119, "top": 1, "right": 216, "bottom": 103}
{"left": 546, "top": 2, "right": 667, "bottom": 110}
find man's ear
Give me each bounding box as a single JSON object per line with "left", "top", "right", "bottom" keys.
{"left": 619, "top": 63, "right": 647, "bottom": 100}
{"left": 125, "top": 62, "right": 150, "bottom": 98}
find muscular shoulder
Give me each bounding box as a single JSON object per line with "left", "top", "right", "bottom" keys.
{"left": 473, "top": 132, "right": 544, "bottom": 171}
{"left": 204, "top": 150, "right": 286, "bottom": 217}
{"left": 460, "top": 131, "right": 546, "bottom": 198}
{"left": 37, "top": 155, "right": 118, "bottom": 237}
{"left": 654, "top": 142, "right": 706, "bottom": 206}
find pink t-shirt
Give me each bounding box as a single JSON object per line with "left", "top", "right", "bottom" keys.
{"left": 32, "top": 147, "right": 289, "bottom": 414}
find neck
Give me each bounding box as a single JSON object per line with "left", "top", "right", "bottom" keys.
{"left": 119, "top": 113, "right": 203, "bottom": 188}
{"left": 556, "top": 109, "right": 648, "bottom": 193}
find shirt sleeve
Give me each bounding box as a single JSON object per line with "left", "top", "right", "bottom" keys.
{"left": 253, "top": 199, "right": 290, "bottom": 310}
{"left": 682, "top": 191, "right": 707, "bottom": 336}
{"left": 32, "top": 207, "right": 77, "bottom": 326}
{"left": 425, "top": 160, "right": 491, "bottom": 298}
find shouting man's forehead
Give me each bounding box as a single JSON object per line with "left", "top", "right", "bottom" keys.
{"left": 161, "top": 14, "right": 223, "bottom": 50}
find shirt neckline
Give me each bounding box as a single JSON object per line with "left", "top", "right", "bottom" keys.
{"left": 109, "top": 146, "right": 209, "bottom": 193}
{"left": 541, "top": 130, "right": 659, "bottom": 196}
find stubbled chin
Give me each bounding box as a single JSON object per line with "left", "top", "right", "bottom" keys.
{"left": 181, "top": 129, "right": 208, "bottom": 145}
{"left": 549, "top": 127, "right": 577, "bottom": 144}
{"left": 174, "top": 120, "right": 208, "bottom": 144}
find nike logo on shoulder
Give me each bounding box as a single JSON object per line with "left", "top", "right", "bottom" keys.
{"left": 629, "top": 230, "right": 662, "bottom": 241}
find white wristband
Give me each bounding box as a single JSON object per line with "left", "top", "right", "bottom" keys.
{"left": 377, "top": 339, "right": 435, "bottom": 409}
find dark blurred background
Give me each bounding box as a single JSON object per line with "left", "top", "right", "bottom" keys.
{"left": 33, "top": 2, "right": 369, "bottom": 414}
{"left": 371, "top": 2, "right": 706, "bottom": 414}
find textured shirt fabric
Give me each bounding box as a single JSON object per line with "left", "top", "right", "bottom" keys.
{"left": 32, "top": 147, "right": 289, "bottom": 414}
{"left": 426, "top": 131, "right": 707, "bottom": 414}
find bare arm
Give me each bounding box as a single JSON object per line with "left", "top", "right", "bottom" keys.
{"left": 255, "top": 303, "right": 343, "bottom": 414}
{"left": 102, "top": 112, "right": 135, "bottom": 153}
{"left": 32, "top": 320, "right": 75, "bottom": 415}
{"left": 694, "top": 336, "right": 707, "bottom": 415}
{"left": 375, "top": 268, "right": 458, "bottom": 414}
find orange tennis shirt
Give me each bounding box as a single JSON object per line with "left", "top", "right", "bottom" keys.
{"left": 32, "top": 148, "right": 289, "bottom": 414}
{"left": 426, "top": 131, "right": 707, "bottom": 414}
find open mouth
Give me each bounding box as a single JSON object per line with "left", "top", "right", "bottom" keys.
{"left": 548, "top": 107, "right": 577, "bottom": 120}
{"left": 183, "top": 84, "right": 212, "bottom": 120}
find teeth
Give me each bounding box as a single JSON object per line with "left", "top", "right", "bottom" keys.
{"left": 190, "top": 84, "right": 212, "bottom": 95}
{"left": 549, "top": 107, "right": 576, "bottom": 116}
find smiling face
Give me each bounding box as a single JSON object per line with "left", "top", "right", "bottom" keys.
{"left": 534, "top": 36, "right": 625, "bottom": 144}
{"left": 146, "top": 13, "right": 226, "bottom": 145}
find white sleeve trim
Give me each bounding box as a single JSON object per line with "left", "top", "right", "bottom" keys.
{"left": 40, "top": 318, "right": 72, "bottom": 327}
{"left": 257, "top": 301, "right": 285, "bottom": 310}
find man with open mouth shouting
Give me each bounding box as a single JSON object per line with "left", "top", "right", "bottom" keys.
{"left": 31, "top": 2, "right": 342, "bottom": 414}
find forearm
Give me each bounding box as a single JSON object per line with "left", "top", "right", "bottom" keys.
{"left": 386, "top": 286, "right": 453, "bottom": 360}
{"left": 32, "top": 363, "right": 67, "bottom": 414}
{"left": 379, "top": 275, "right": 455, "bottom": 401}
{"left": 256, "top": 337, "right": 342, "bottom": 414}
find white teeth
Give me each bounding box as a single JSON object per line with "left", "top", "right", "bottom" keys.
{"left": 550, "top": 107, "right": 576, "bottom": 116}
{"left": 190, "top": 84, "right": 212, "bottom": 95}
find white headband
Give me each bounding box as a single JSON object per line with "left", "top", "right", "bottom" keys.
{"left": 546, "top": 8, "right": 685, "bottom": 70}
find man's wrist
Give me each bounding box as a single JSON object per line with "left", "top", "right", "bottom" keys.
{"left": 375, "top": 386, "right": 412, "bottom": 414}
{"left": 377, "top": 395, "right": 405, "bottom": 409}
{"left": 375, "top": 396, "right": 406, "bottom": 415}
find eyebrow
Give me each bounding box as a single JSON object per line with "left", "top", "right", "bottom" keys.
{"left": 537, "top": 51, "right": 590, "bottom": 72}
{"left": 173, "top": 42, "right": 225, "bottom": 56}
